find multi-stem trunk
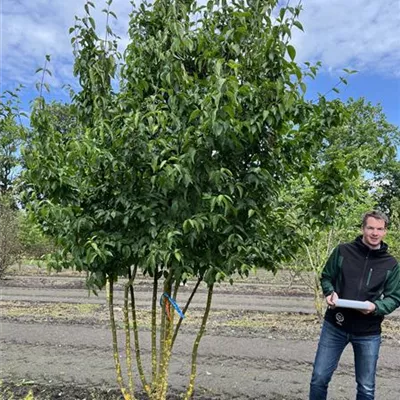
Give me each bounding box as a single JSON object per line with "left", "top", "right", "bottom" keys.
{"left": 154, "top": 308, "right": 174, "bottom": 400}
{"left": 154, "top": 270, "right": 175, "bottom": 399}
{"left": 184, "top": 284, "right": 214, "bottom": 400}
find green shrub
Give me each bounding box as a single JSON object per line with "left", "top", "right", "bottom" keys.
{"left": 0, "top": 199, "right": 21, "bottom": 278}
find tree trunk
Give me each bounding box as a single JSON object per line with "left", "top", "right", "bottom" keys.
{"left": 184, "top": 284, "right": 214, "bottom": 400}
{"left": 151, "top": 267, "right": 159, "bottom": 388}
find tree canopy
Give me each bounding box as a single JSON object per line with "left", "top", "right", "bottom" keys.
{"left": 23, "top": 0, "right": 349, "bottom": 289}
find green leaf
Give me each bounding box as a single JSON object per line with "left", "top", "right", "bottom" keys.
{"left": 222, "top": 105, "right": 234, "bottom": 119}
{"left": 293, "top": 21, "right": 304, "bottom": 31}
{"left": 189, "top": 109, "right": 201, "bottom": 122}
{"left": 343, "top": 68, "right": 358, "bottom": 75}
{"left": 287, "top": 45, "right": 296, "bottom": 61}
{"left": 174, "top": 250, "right": 182, "bottom": 262}
{"left": 89, "top": 17, "right": 96, "bottom": 30}
{"left": 215, "top": 59, "right": 223, "bottom": 76}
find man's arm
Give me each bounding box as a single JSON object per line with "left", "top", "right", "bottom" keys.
{"left": 374, "top": 263, "right": 400, "bottom": 316}
{"left": 320, "top": 246, "right": 341, "bottom": 297}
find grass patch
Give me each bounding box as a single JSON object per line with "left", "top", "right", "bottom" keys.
{"left": 1, "top": 301, "right": 102, "bottom": 319}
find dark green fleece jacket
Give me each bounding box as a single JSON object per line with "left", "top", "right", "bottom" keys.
{"left": 321, "top": 236, "right": 400, "bottom": 335}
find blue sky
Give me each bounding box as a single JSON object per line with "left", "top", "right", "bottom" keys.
{"left": 1, "top": 0, "right": 399, "bottom": 130}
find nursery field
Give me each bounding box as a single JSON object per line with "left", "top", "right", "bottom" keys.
{"left": 1, "top": 267, "right": 400, "bottom": 400}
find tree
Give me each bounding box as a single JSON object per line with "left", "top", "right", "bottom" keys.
{"left": 0, "top": 87, "right": 27, "bottom": 277}
{"left": 1, "top": 90, "right": 68, "bottom": 266}
{"left": 325, "top": 98, "right": 399, "bottom": 175}
{"left": 374, "top": 160, "right": 400, "bottom": 218}
{"left": 374, "top": 160, "right": 400, "bottom": 260}
{"left": 0, "top": 87, "right": 26, "bottom": 198}
{"left": 23, "top": 1, "right": 351, "bottom": 399}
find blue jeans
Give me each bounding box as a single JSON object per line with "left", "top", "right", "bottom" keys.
{"left": 310, "top": 321, "right": 381, "bottom": 400}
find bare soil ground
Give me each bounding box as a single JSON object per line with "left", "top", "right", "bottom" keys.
{"left": 1, "top": 266, "right": 400, "bottom": 399}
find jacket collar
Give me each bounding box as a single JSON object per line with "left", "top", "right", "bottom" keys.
{"left": 354, "top": 235, "right": 388, "bottom": 256}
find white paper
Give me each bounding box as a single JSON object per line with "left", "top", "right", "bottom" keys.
{"left": 334, "top": 299, "right": 370, "bottom": 310}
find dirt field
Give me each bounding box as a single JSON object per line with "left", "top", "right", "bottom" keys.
{"left": 1, "top": 267, "right": 400, "bottom": 399}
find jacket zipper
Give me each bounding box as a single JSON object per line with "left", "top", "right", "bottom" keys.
{"left": 358, "top": 251, "right": 370, "bottom": 297}
{"left": 366, "top": 268, "right": 373, "bottom": 286}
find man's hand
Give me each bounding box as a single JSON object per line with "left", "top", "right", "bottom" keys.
{"left": 360, "top": 301, "right": 376, "bottom": 315}
{"left": 326, "top": 291, "right": 338, "bottom": 308}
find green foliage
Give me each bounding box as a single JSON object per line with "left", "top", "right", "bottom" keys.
{"left": 324, "top": 99, "right": 399, "bottom": 175}
{"left": 0, "top": 86, "right": 26, "bottom": 198}
{"left": 18, "top": 211, "right": 54, "bottom": 260}
{"left": 278, "top": 97, "right": 400, "bottom": 233}
{"left": 381, "top": 170, "right": 400, "bottom": 260}
{"left": 374, "top": 160, "right": 400, "bottom": 219}
{"left": 44, "top": 102, "right": 77, "bottom": 136}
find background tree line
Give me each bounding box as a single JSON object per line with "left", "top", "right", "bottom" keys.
{"left": 0, "top": 92, "right": 75, "bottom": 276}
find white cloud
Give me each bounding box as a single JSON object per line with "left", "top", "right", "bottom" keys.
{"left": 291, "top": 0, "right": 400, "bottom": 76}
{"left": 1, "top": 0, "right": 399, "bottom": 100}
{"left": 1, "top": 0, "right": 131, "bottom": 93}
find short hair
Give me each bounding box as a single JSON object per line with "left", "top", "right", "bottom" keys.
{"left": 362, "top": 210, "right": 389, "bottom": 228}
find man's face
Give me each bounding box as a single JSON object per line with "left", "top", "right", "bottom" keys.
{"left": 362, "top": 217, "right": 387, "bottom": 249}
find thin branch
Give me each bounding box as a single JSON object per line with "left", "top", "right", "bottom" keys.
{"left": 171, "top": 276, "right": 202, "bottom": 348}
{"left": 128, "top": 265, "right": 151, "bottom": 395}
{"left": 124, "top": 283, "right": 135, "bottom": 398}
{"left": 151, "top": 266, "right": 159, "bottom": 386}
{"left": 39, "top": 59, "right": 48, "bottom": 100}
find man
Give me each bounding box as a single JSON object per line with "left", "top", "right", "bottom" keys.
{"left": 309, "top": 210, "right": 400, "bottom": 400}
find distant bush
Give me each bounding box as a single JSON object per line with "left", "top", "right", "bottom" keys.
{"left": 0, "top": 200, "right": 21, "bottom": 278}
{"left": 386, "top": 199, "right": 400, "bottom": 260}
{"left": 18, "top": 211, "right": 54, "bottom": 261}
